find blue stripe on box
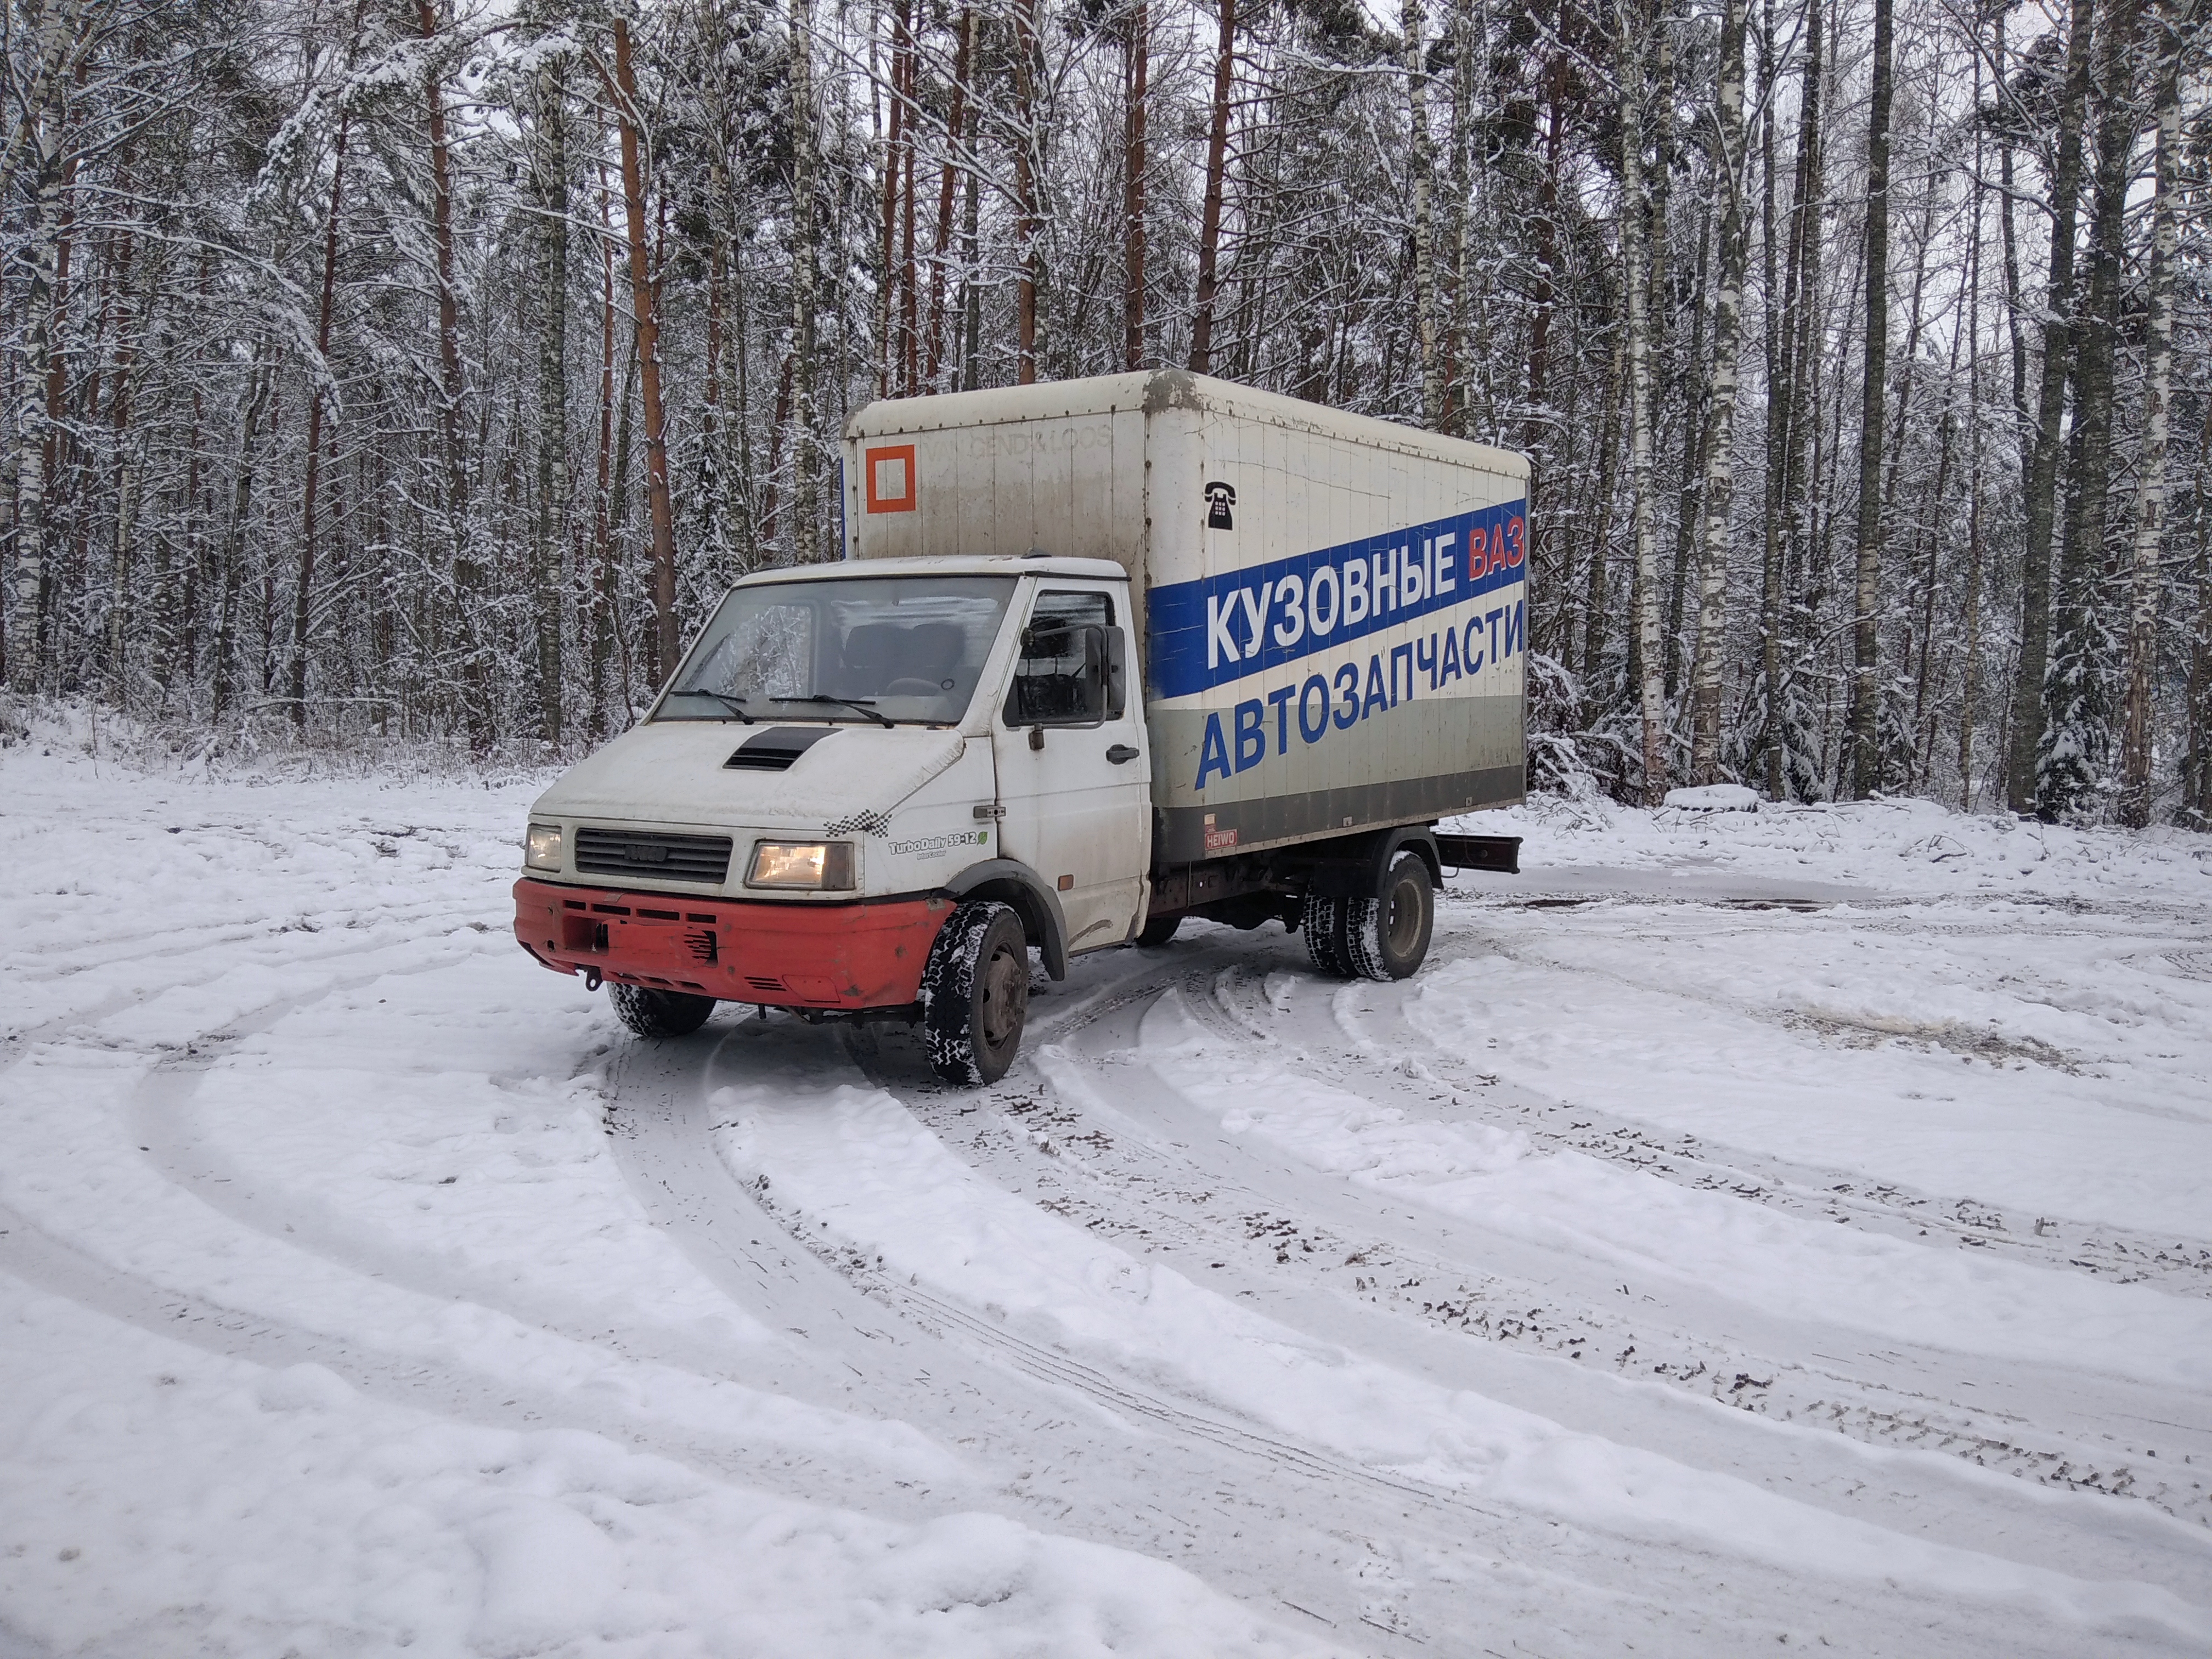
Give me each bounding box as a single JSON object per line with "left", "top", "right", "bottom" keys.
{"left": 1147, "top": 500, "right": 1527, "bottom": 700}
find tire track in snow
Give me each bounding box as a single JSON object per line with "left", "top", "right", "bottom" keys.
{"left": 605, "top": 1023, "right": 1542, "bottom": 1655}
{"left": 1410, "top": 896, "right": 2212, "bottom": 1292}
{"left": 1186, "top": 935, "right": 2212, "bottom": 1527}
{"left": 0, "top": 1199, "right": 927, "bottom": 1516}
{"left": 600, "top": 1017, "right": 2116, "bottom": 1657}
{"left": 866, "top": 925, "right": 2212, "bottom": 1573}
{"left": 0, "top": 866, "right": 973, "bottom": 1523}
{"left": 116, "top": 952, "right": 803, "bottom": 1387}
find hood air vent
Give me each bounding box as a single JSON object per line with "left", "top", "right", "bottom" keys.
{"left": 725, "top": 726, "right": 840, "bottom": 771}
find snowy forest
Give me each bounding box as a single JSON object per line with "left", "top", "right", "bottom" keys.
{"left": 2, "top": 0, "right": 2209, "bottom": 824}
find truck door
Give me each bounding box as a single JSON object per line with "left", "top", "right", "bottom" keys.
{"left": 993, "top": 586, "right": 1149, "bottom": 955}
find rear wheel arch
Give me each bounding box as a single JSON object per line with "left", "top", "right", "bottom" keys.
{"left": 1378, "top": 825, "right": 1443, "bottom": 891}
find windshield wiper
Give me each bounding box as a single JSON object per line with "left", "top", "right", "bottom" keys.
{"left": 681, "top": 687, "right": 756, "bottom": 724}
{"left": 774, "top": 693, "right": 896, "bottom": 729}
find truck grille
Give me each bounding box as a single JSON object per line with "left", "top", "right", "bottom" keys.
{"left": 573, "top": 827, "right": 733, "bottom": 885}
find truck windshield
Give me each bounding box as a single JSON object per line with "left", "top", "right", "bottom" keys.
{"left": 658, "top": 574, "right": 1019, "bottom": 727}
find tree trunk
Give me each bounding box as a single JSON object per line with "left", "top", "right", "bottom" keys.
{"left": 927, "top": 4, "right": 974, "bottom": 387}
{"left": 1688, "top": 0, "right": 1747, "bottom": 783}
{"left": 0, "top": 0, "right": 98, "bottom": 692}
{"left": 1960, "top": 66, "right": 1988, "bottom": 809}
{"left": 877, "top": 0, "right": 908, "bottom": 397}
{"left": 2118, "top": 0, "right": 2181, "bottom": 827}
{"left": 6, "top": 140, "right": 68, "bottom": 691}
{"left": 958, "top": 54, "right": 983, "bottom": 391}
{"left": 2004, "top": 0, "right": 2097, "bottom": 811}
{"left": 418, "top": 0, "right": 482, "bottom": 743}
{"left": 1992, "top": 13, "right": 2033, "bottom": 472}
{"left": 1664, "top": 199, "right": 1710, "bottom": 702}
{"left": 1122, "top": 0, "right": 1148, "bottom": 371}
{"left": 420, "top": 2, "right": 464, "bottom": 513}
{"left": 1775, "top": 0, "right": 1822, "bottom": 793}
{"left": 1523, "top": 64, "right": 1561, "bottom": 456}
{"left": 532, "top": 55, "right": 571, "bottom": 744}
{"left": 1756, "top": 0, "right": 1783, "bottom": 795}
{"left": 1404, "top": 0, "right": 1440, "bottom": 426}
{"left": 788, "top": 0, "right": 822, "bottom": 560}
{"left": 2187, "top": 399, "right": 2212, "bottom": 822}
{"left": 2038, "top": 0, "right": 2142, "bottom": 817}
{"left": 607, "top": 15, "right": 678, "bottom": 682}
{"left": 1845, "top": 0, "right": 1892, "bottom": 798}
{"left": 103, "top": 232, "right": 148, "bottom": 702}
{"left": 900, "top": 29, "right": 918, "bottom": 396}
{"left": 727, "top": 202, "right": 758, "bottom": 568}
{"left": 211, "top": 356, "right": 274, "bottom": 723}
{"left": 1013, "top": 0, "right": 1042, "bottom": 382}
{"left": 1188, "top": 0, "right": 1235, "bottom": 374}
{"left": 1447, "top": 0, "right": 1475, "bottom": 431}
{"left": 1620, "top": 0, "right": 1665, "bottom": 803}
{"left": 289, "top": 109, "right": 349, "bottom": 732}
{"left": 1579, "top": 326, "right": 1626, "bottom": 709}
{"left": 591, "top": 138, "right": 618, "bottom": 735}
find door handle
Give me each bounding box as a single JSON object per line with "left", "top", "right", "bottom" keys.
{"left": 1106, "top": 743, "right": 1140, "bottom": 765}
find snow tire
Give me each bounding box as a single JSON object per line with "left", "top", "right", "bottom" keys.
{"left": 1301, "top": 890, "right": 1353, "bottom": 978}
{"left": 608, "top": 982, "right": 717, "bottom": 1037}
{"left": 1342, "top": 851, "right": 1434, "bottom": 981}
{"left": 921, "top": 901, "right": 1029, "bottom": 1086}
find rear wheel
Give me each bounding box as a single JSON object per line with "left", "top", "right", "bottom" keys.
{"left": 1136, "top": 911, "right": 1183, "bottom": 948}
{"left": 608, "top": 982, "right": 716, "bottom": 1037}
{"left": 1300, "top": 890, "right": 1353, "bottom": 978}
{"left": 922, "top": 901, "right": 1029, "bottom": 1086}
{"left": 1343, "top": 851, "right": 1434, "bottom": 981}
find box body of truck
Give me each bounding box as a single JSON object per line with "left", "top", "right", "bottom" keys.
{"left": 515, "top": 370, "right": 1527, "bottom": 1081}
{"left": 841, "top": 370, "right": 1528, "bottom": 865}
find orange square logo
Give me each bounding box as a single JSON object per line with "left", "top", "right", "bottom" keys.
{"left": 865, "top": 444, "right": 917, "bottom": 513}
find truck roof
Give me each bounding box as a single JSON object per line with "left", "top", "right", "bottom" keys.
{"left": 736, "top": 554, "right": 1128, "bottom": 584}
{"left": 845, "top": 367, "right": 1528, "bottom": 478}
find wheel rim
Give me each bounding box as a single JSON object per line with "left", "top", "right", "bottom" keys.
{"left": 979, "top": 942, "right": 1026, "bottom": 1049}
{"left": 1384, "top": 874, "right": 1425, "bottom": 957}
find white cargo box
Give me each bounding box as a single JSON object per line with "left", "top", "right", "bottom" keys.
{"left": 843, "top": 370, "right": 1528, "bottom": 864}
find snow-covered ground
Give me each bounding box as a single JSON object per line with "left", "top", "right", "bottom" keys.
{"left": 3, "top": 718, "right": 2209, "bottom": 1657}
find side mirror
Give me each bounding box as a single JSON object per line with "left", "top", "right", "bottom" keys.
{"left": 1101, "top": 625, "right": 1127, "bottom": 721}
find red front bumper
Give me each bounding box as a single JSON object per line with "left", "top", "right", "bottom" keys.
{"left": 512, "top": 877, "right": 951, "bottom": 1011}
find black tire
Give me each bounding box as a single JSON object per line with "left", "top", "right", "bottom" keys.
{"left": 1136, "top": 911, "right": 1183, "bottom": 948}
{"left": 922, "top": 901, "right": 1029, "bottom": 1086}
{"left": 1300, "top": 890, "right": 1353, "bottom": 978}
{"left": 1343, "top": 851, "right": 1434, "bottom": 981}
{"left": 608, "top": 981, "right": 716, "bottom": 1037}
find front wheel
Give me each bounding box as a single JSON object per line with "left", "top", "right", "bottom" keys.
{"left": 922, "top": 901, "right": 1029, "bottom": 1086}
{"left": 609, "top": 982, "right": 716, "bottom": 1037}
{"left": 1342, "top": 851, "right": 1434, "bottom": 981}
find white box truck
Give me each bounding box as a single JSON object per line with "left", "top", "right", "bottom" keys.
{"left": 514, "top": 370, "right": 1526, "bottom": 1083}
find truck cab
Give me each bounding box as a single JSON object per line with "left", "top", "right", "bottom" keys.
{"left": 514, "top": 555, "right": 1152, "bottom": 1084}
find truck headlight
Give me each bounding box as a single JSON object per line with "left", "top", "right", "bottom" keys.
{"left": 524, "top": 822, "right": 563, "bottom": 871}
{"left": 747, "top": 840, "right": 854, "bottom": 890}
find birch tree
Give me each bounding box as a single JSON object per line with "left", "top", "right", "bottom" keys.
{"left": 1688, "top": 0, "right": 1748, "bottom": 783}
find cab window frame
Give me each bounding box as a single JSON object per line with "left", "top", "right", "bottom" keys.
{"left": 1002, "top": 587, "right": 1128, "bottom": 730}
